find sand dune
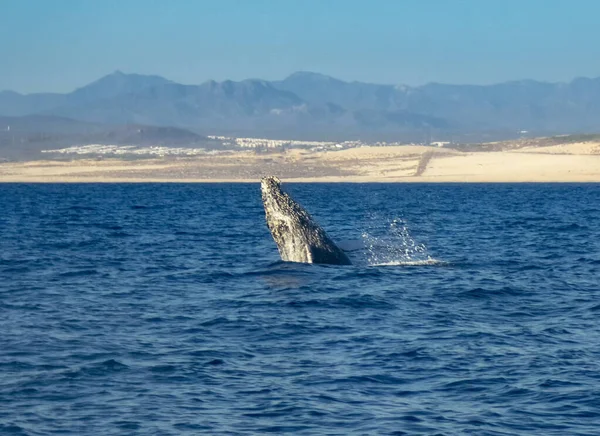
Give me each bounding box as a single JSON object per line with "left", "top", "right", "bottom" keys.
{"left": 512, "top": 141, "right": 600, "bottom": 155}
{"left": 1, "top": 142, "right": 599, "bottom": 183}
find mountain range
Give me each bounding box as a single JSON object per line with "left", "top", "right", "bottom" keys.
{"left": 2, "top": 70, "right": 600, "bottom": 148}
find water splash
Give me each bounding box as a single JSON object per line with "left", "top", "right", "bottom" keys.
{"left": 360, "top": 218, "right": 441, "bottom": 266}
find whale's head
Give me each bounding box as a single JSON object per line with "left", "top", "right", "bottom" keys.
{"left": 260, "top": 176, "right": 282, "bottom": 200}
{"left": 261, "top": 176, "right": 290, "bottom": 226}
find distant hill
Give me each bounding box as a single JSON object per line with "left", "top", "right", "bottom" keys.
{"left": 49, "top": 79, "right": 305, "bottom": 128}
{"left": 0, "top": 71, "right": 172, "bottom": 117}
{"left": 0, "top": 115, "right": 207, "bottom": 160}
{"left": 67, "top": 70, "right": 174, "bottom": 106}
{"left": 0, "top": 91, "right": 66, "bottom": 117}
{"left": 274, "top": 72, "right": 600, "bottom": 135}
{"left": 273, "top": 71, "right": 402, "bottom": 112}
{"left": 2, "top": 71, "right": 600, "bottom": 140}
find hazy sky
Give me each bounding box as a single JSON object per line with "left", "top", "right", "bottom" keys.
{"left": 2, "top": 0, "right": 600, "bottom": 93}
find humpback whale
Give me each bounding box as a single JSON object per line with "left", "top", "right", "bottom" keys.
{"left": 261, "top": 176, "right": 352, "bottom": 265}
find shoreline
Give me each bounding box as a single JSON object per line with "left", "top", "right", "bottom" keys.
{"left": 1, "top": 143, "right": 599, "bottom": 183}
{"left": 1, "top": 177, "right": 600, "bottom": 184}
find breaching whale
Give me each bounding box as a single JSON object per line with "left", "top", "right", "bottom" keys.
{"left": 260, "top": 176, "right": 352, "bottom": 265}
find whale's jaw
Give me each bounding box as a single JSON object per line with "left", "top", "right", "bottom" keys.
{"left": 261, "top": 176, "right": 352, "bottom": 265}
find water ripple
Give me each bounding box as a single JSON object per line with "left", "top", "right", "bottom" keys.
{"left": 0, "top": 183, "right": 599, "bottom": 435}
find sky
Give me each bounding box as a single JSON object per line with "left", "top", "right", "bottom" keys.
{"left": 2, "top": 0, "right": 600, "bottom": 93}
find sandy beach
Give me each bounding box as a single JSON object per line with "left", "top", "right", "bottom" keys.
{"left": 1, "top": 141, "right": 600, "bottom": 183}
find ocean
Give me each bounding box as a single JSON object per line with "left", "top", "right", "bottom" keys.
{"left": 1, "top": 183, "right": 599, "bottom": 435}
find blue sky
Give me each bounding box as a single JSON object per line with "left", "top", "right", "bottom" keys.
{"left": 2, "top": 0, "right": 600, "bottom": 93}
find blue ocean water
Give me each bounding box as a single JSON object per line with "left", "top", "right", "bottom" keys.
{"left": 1, "top": 183, "right": 600, "bottom": 435}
